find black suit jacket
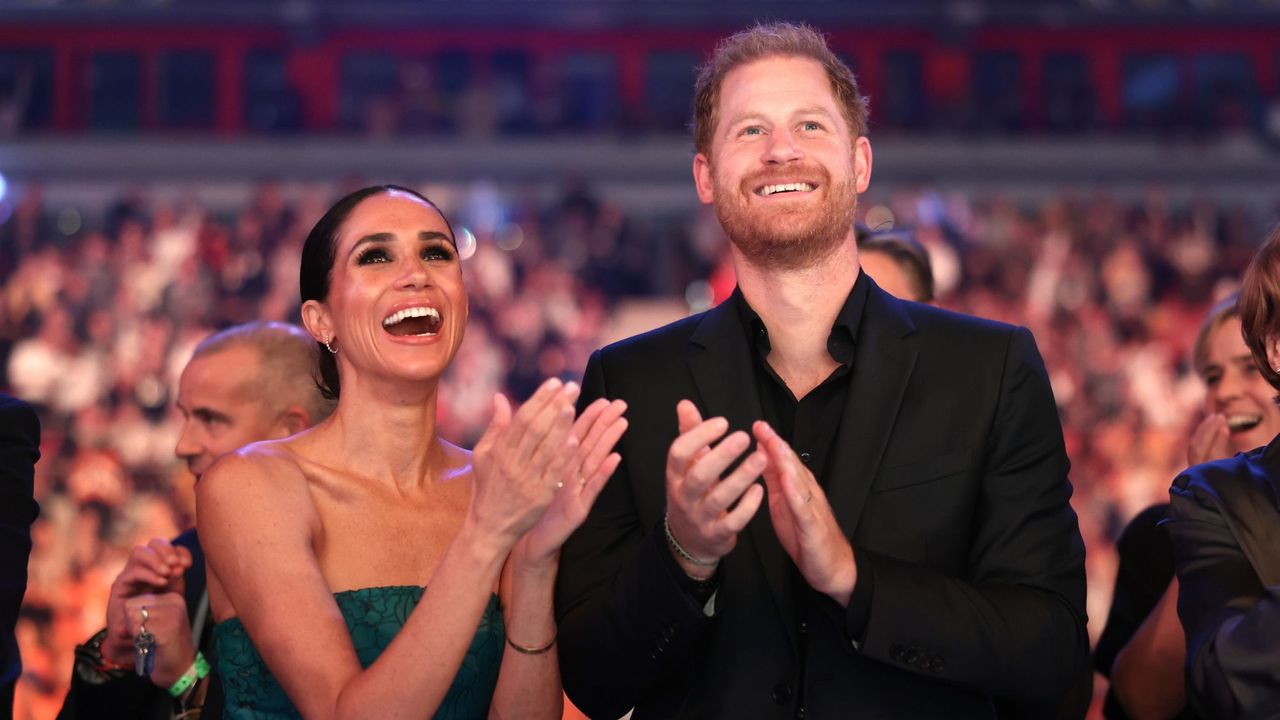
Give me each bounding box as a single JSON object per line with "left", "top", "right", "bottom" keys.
{"left": 1166, "top": 436, "right": 1280, "bottom": 720}
{"left": 57, "top": 528, "right": 222, "bottom": 720}
{"left": 0, "top": 394, "right": 40, "bottom": 720}
{"left": 556, "top": 282, "right": 1087, "bottom": 719}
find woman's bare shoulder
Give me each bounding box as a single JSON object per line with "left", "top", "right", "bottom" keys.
{"left": 197, "top": 437, "right": 314, "bottom": 511}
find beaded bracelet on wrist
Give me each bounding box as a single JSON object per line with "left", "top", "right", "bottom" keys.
{"left": 663, "top": 513, "right": 719, "bottom": 568}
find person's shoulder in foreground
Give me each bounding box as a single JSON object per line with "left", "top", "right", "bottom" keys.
{"left": 1, "top": 394, "right": 40, "bottom": 719}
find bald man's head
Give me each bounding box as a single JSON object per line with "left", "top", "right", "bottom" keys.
{"left": 175, "top": 322, "right": 334, "bottom": 478}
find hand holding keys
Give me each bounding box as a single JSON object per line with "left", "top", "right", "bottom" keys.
{"left": 134, "top": 605, "right": 155, "bottom": 676}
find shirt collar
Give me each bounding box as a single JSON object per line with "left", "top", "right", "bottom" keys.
{"left": 733, "top": 269, "right": 868, "bottom": 366}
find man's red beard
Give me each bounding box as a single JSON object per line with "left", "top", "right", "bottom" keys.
{"left": 713, "top": 164, "right": 857, "bottom": 272}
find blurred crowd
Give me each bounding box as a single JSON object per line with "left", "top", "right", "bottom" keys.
{"left": 0, "top": 177, "right": 1276, "bottom": 717}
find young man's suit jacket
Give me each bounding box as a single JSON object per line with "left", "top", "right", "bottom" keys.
{"left": 1167, "top": 437, "right": 1280, "bottom": 720}
{"left": 556, "top": 280, "right": 1088, "bottom": 719}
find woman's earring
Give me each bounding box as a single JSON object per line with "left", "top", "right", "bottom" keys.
{"left": 323, "top": 336, "right": 337, "bottom": 355}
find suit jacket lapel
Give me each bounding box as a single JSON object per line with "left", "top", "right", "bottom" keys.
{"left": 826, "top": 283, "right": 918, "bottom": 541}
{"left": 687, "top": 295, "right": 798, "bottom": 653}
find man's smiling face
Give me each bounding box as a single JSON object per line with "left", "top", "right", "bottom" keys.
{"left": 694, "top": 55, "right": 872, "bottom": 271}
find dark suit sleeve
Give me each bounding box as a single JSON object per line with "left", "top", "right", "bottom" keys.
{"left": 57, "top": 650, "right": 163, "bottom": 720}
{"left": 1167, "top": 470, "right": 1280, "bottom": 720}
{"left": 556, "top": 350, "right": 715, "bottom": 720}
{"left": 850, "top": 327, "right": 1088, "bottom": 702}
{"left": 1, "top": 395, "right": 40, "bottom": 689}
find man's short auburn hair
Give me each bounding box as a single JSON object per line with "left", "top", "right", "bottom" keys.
{"left": 1237, "top": 224, "right": 1280, "bottom": 390}
{"left": 692, "top": 22, "right": 870, "bottom": 158}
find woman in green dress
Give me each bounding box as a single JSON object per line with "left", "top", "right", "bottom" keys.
{"left": 194, "top": 185, "right": 627, "bottom": 719}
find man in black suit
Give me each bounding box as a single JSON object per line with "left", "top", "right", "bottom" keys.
{"left": 1, "top": 394, "right": 39, "bottom": 720}
{"left": 59, "top": 322, "right": 332, "bottom": 720}
{"left": 555, "top": 23, "right": 1087, "bottom": 719}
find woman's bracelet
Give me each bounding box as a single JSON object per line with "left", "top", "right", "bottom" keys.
{"left": 167, "top": 651, "right": 211, "bottom": 698}
{"left": 664, "top": 513, "right": 718, "bottom": 567}
{"left": 506, "top": 631, "right": 557, "bottom": 656}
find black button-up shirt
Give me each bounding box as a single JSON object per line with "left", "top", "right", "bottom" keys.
{"left": 733, "top": 271, "right": 876, "bottom": 717}
{"left": 734, "top": 276, "right": 863, "bottom": 489}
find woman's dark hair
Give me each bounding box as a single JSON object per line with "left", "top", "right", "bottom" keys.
{"left": 300, "top": 184, "right": 455, "bottom": 400}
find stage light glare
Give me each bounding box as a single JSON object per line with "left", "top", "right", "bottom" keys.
{"left": 58, "top": 208, "right": 82, "bottom": 236}
{"left": 685, "top": 280, "right": 713, "bottom": 314}
{"left": 496, "top": 222, "right": 524, "bottom": 252}
{"left": 457, "top": 226, "right": 478, "bottom": 260}
{"left": 865, "top": 205, "right": 896, "bottom": 231}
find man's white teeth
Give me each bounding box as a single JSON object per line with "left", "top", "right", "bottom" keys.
{"left": 759, "top": 183, "right": 815, "bottom": 196}
{"left": 1225, "top": 414, "right": 1262, "bottom": 432}
{"left": 382, "top": 306, "right": 441, "bottom": 327}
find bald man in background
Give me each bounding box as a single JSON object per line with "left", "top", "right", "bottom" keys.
{"left": 60, "top": 321, "right": 334, "bottom": 720}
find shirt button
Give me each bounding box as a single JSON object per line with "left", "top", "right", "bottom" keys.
{"left": 771, "top": 683, "right": 793, "bottom": 704}
{"left": 800, "top": 452, "right": 811, "bottom": 464}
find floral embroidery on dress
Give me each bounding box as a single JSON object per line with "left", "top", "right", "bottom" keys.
{"left": 214, "top": 587, "right": 504, "bottom": 719}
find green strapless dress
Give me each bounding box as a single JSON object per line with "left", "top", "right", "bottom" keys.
{"left": 213, "top": 586, "right": 503, "bottom": 719}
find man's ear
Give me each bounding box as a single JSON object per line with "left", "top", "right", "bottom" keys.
{"left": 852, "top": 136, "right": 873, "bottom": 194}
{"left": 272, "top": 406, "right": 312, "bottom": 438}
{"left": 693, "top": 153, "right": 716, "bottom": 206}
{"left": 301, "top": 299, "right": 332, "bottom": 345}
{"left": 1266, "top": 336, "right": 1280, "bottom": 376}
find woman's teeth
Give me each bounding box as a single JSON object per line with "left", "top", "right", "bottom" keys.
{"left": 383, "top": 306, "right": 442, "bottom": 336}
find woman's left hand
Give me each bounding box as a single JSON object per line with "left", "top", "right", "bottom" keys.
{"left": 514, "top": 398, "right": 628, "bottom": 569}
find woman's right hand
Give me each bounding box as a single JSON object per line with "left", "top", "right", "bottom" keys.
{"left": 468, "top": 378, "right": 581, "bottom": 545}
{"left": 1188, "top": 413, "right": 1230, "bottom": 467}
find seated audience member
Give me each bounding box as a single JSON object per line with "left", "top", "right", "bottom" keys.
{"left": 59, "top": 321, "right": 334, "bottom": 720}
{"left": 1, "top": 394, "right": 40, "bottom": 720}
{"left": 196, "top": 185, "right": 627, "bottom": 718}
{"left": 557, "top": 23, "right": 1086, "bottom": 720}
{"left": 1165, "top": 227, "right": 1280, "bottom": 719}
{"left": 1097, "top": 292, "right": 1279, "bottom": 719}
{"left": 857, "top": 228, "right": 935, "bottom": 303}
